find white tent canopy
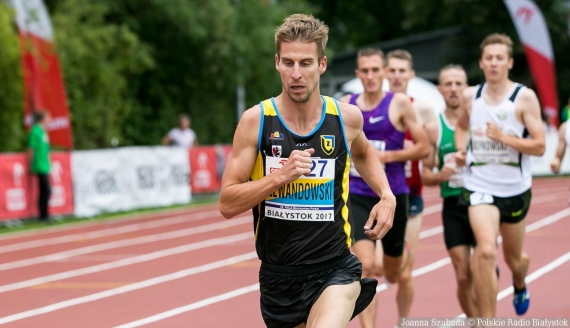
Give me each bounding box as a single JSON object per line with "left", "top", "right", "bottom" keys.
{"left": 337, "top": 77, "right": 446, "bottom": 113}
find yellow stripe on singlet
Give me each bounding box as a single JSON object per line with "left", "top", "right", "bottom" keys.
{"left": 260, "top": 99, "right": 277, "bottom": 116}
{"left": 323, "top": 96, "right": 339, "bottom": 116}
{"left": 251, "top": 152, "right": 264, "bottom": 242}
{"left": 341, "top": 155, "right": 352, "bottom": 247}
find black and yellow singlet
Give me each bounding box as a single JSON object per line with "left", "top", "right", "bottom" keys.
{"left": 250, "top": 95, "right": 352, "bottom": 266}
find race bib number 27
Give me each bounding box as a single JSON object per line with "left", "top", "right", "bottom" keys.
{"left": 265, "top": 156, "right": 335, "bottom": 221}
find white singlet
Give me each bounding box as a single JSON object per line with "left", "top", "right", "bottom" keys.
{"left": 463, "top": 83, "right": 531, "bottom": 197}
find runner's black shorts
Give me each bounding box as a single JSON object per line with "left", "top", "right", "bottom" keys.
{"left": 442, "top": 196, "right": 475, "bottom": 250}
{"left": 259, "top": 249, "right": 378, "bottom": 328}
{"left": 408, "top": 194, "right": 424, "bottom": 217}
{"left": 349, "top": 193, "right": 409, "bottom": 257}
{"left": 458, "top": 188, "right": 532, "bottom": 224}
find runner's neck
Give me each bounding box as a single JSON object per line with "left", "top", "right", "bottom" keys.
{"left": 360, "top": 90, "right": 385, "bottom": 112}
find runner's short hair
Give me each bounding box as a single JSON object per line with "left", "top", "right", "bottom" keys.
{"left": 356, "top": 48, "right": 385, "bottom": 67}
{"left": 438, "top": 64, "right": 466, "bottom": 84}
{"left": 275, "top": 14, "right": 329, "bottom": 61}
{"left": 386, "top": 49, "right": 413, "bottom": 69}
{"left": 480, "top": 33, "right": 513, "bottom": 58}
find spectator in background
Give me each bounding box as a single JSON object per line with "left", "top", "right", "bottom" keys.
{"left": 27, "top": 110, "right": 52, "bottom": 223}
{"left": 162, "top": 114, "right": 198, "bottom": 148}
{"left": 562, "top": 97, "right": 570, "bottom": 123}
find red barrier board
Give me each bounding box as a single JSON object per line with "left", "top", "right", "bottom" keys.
{"left": 189, "top": 146, "right": 220, "bottom": 193}
{"left": 0, "top": 152, "right": 74, "bottom": 221}
{"left": 189, "top": 145, "right": 233, "bottom": 194}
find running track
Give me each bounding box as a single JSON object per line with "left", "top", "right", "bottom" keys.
{"left": 0, "top": 177, "right": 569, "bottom": 327}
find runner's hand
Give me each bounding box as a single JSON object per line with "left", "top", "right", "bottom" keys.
{"left": 551, "top": 157, "right": 561, "bottom": 174}
{"left": 454, "top": 150, "right": 467, "bottom": 167}
{"left": 277, "top": 148, "right": 314, "bottom": 184}
{"left": 486, "top": 121, "right": 504, "bottom": 142}
{"left": 364, "top": 192, "right": 396, "bottom": 240}
{"left": 438, "top": 165, "right": 457, "bottom": 182}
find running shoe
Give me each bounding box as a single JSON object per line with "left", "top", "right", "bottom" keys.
{"left": 513, "top": 285, "right": 530, "bottom": 315}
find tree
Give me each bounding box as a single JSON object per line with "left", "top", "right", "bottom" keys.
{"left": 50, "top": 0, "right": 154, "bottom": 149}
{"left": 400, "top": 0, "right": 570, "bottom": 116}
{"left": 0, "top": 3, "right": 24, "bottom": 152}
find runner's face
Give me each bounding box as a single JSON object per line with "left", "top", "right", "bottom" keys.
{"left": 276, "top": 41, "right": 326, "bottom": 103}
{"left": 385, "top": 58, "right": 414, "bottom": 93}
{"left": 479, "top": 44, "right": 513, "bottom": 83}
{"left": 437, "top": 69, "right": 467, "bottom": 110}
{"left": 355, "top": 55, "right": 384, "bottom": 94}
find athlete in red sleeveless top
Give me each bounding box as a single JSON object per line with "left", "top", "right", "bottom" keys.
{"left": 405, "top": 99, "right": 423, "bottom": 199}
{"left": 381, "top": 50, "right": 434, "bottom": 327}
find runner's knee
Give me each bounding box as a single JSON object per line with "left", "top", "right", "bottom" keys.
{"left": 373, "top": 262, "right": 384, "bottom": 277}
{"left": 398, "top": 266, "right": 412, "bottom": 285}
{"left": 384, "top": 267, "right": 401, "bottom": 284}
{"left": 477, "top": 243, "right": 496, "bottom": 262}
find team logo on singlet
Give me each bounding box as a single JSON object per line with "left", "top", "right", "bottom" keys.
{"left": 320, "top": 135, "right": 335, "bottom": 155}
{"left": 272, "top": 145, "right": 282, "bottom": 157}
{"left": 496, "top": 109, "right": 507, "bottom": 120}
{"left": 270, "top": 131, "right": 284, "bottom": 140}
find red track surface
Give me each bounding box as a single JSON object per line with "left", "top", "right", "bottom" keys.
{"left": 0, "top": 178, "right": 569, "bottom": 327}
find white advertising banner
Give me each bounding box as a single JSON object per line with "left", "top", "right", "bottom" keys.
{"left": 72, "top": 147, "right": 191, "bottom": 217}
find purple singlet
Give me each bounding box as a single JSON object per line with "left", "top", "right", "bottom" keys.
{"left": 348, "top": 92, "right": 409, "bottom": 197}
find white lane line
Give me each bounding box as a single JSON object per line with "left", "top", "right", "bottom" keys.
{"left": 0, "top": 191, "right": 565, "bottom": 325}
{"left": 0, "top": 232, "right": 252, "bottom": 294}
{"left": 113, "top": 249, "right": 570, "bottom": 328}
{"left": 496, "top": 250, "right": 570, "bottom": 301}
{"left": 441, "top": 250, "right": 570, "bottom": 325}
{"left": 113, "top": 284, "right": 261, "bottom": 328}
{"left": 0, "top": 205, "right": 220, "bottom": 241}
{"left": 110, "top": 205, "right": 570, "bottom": 328}
{"left": 0, "top": 216, "right": 250, "bottom": 271}
{"left": 0, "top": 210, "right": 224, "bottom": 254}
{"left": 0, "top": 252, "right": 258, "bottom": 325}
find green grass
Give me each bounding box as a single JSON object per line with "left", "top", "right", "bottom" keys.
{"left": 0, "top": 193, "right": 220, "bottom": 236}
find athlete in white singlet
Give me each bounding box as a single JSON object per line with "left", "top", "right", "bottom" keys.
{"left": 454, "top": 33, "right": 545, "bottom": 318}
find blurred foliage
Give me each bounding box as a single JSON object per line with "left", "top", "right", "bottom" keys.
{"left": 0, "top": 3, "right": 24, "bottom": 152}
{"left": 50, "top": 0, "right": 154, "bottom": 149}
{"left": 94, "top": 0, "right": 313, "bottom": 147}
{"left": 399, "top": 0, "right": 570, "bottom": 111}
{"left": 308, "top": 0, "right": 408, "bottom": 52}
{"left": 1, "top": 0, "right": 569, "bottom": 152}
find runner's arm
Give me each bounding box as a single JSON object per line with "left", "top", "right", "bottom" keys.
{"left": 551, "top": 122, "right": 567, "bottom": 174}
{"left": 382, "top": 93, "right": 429, "bottom": 163}
{"left": 342, "top": 103, "right": 392, "bottom": 198}
{"left": 341, "top": 102, "right": 396, "bottom": 239}
{"left": 421, "top": 120, "right": 445, "bottom": 186}
{"left": 495, "top": 89, "right": 545, "bottom": 156}
{"left": 414, "top": 100, "right": 436, "bottom": 127}
{"left": 455, "top": 88, "right": 473, "bottom": 152}
{"left": 219, "top": 106, "right": 312, "bottom": 219}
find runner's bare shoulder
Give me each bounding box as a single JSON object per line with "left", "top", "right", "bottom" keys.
{"left": 235, "top": 105, "right": 262, "bottom": 146}
{"left": 337, "top": 101, "right": 363, "bottom": 142}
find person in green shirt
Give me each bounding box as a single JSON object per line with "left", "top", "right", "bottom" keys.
{"left": 27, "top": 110, "right": 51, "bottom": 222}
{"left": 562, "top": 97, "right": 570, "bottom": 123}
{"left": 421, "top": 65, "right": 480, "bottom": 317}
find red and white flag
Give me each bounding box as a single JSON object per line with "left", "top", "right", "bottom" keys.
{"left": 504, "top": 0, "right": 559, "bottom": 127}
{"left": 11, "top": 0, "right": 73, "bottom": 148}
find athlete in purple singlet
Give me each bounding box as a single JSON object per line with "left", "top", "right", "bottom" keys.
{"left": 339, "top": 48, "right": 428, "bottom": 328}
{"left": 348, "top": 92, "right": 409, "bottom": 197}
